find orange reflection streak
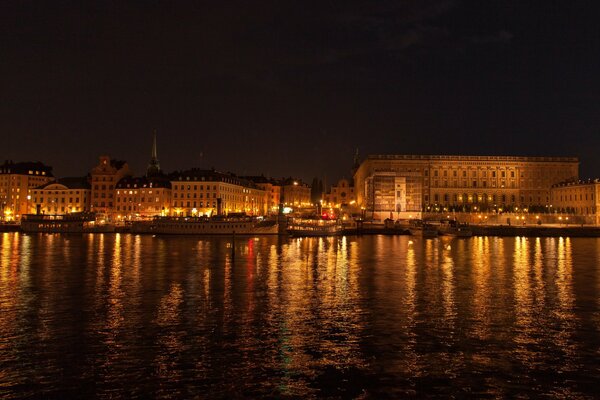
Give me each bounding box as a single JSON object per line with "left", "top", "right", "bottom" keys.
{"left": 0, "top": 233, "right": 19, "bottom": 384}
{"left": 107, "top": 233, "right": 124, "bottom": 331}
{"left": 262, "top": 236, "right": 365, "bottom": 397}
{"left": 155, "top": 283, "right": 185, "bottom": 387}
{"left": 470, "top": 236, "right": 493, "bottom": 340}
{"left": 553, "top": 237, "right": 578, "bottom": 372}
{"left": 512, "top": 236, "right": 544, "bottom": 369}
{"left": 223, "top": 251, "right": 233, "bottom": 327}
{"left": 402, "top": 237, "right": 420, "bottom": 377}
{"left": 440, "top": 238, "right": 455, "bottom": 330}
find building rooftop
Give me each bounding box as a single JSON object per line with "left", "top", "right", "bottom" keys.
{"left": 0, "top": 160, "right": 53, "bottom": 177}
{"left": 116, "top": 175, "right": 171, "bottom": 189}
{"left": 552, "top": 178, "right": 600, "bottom": 188}
{"left": 168, "top": 169, "right": 260, "bottom": 189}
{"left": 365, "top": 154, "right": 579, "bottom": 163}
{"left": 35, "top": 176, "right": 90, "bottom": 190}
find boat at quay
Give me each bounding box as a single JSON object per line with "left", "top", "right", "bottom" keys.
{"left": 286, "top": 217, "right": 344, "bottom": 237}
{"left": 438, "top": 219, "right": 473, "bottom": 237}
{"left": 409, "top": 220, "right": 439, "bottom": 238}
{"left": 145, "top": 214, "right": 278, "bottom": 235}
{"left": 20, "top": 213, "right": 107, "bottom": 233}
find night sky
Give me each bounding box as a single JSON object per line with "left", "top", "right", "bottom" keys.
{"left": 2, "top": 1, "right": 600, "bottom": 182}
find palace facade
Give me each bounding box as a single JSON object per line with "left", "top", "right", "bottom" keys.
{"left": 354, "top": 155, "right": 579, "bottom": 220}
{"left": 551, "top": 180, "right": 600, "bottom": 224}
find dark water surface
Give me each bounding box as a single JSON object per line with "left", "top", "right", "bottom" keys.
{"left": 1, "top": 233, "right": 600, "bottom": 398}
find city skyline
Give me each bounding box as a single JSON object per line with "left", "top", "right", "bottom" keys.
{"left": 2, "top": 1, "right": 600, "bottom": 181}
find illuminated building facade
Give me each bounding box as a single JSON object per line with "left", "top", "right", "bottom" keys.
{"left": 30, "top": 177, "right": 91, "bottom": 215}
{"left": 115, "top": 176, "right": 171, "bottom": 220}
{"left": 551, "top": 180, "right": 600, "bottom": 224}
{"left": 90, "top": 156, "right": 132, "bottom": 219}
{"left": 169, "top": 169, "right": 267, "bottom": 216}
{"left": 0, "top": 161, "right": 53, "bottom": 220}
{"left": 280, "top": 178, "right": 311, "bottom": 207}
{"left": 324, "top": 178, "right": 355, "bottom": 207}
{"left": 242, "top": 176, "right": 282, "bottom": 215}
{"left": 354, "top": 155, "right": 579, "bottom": 220}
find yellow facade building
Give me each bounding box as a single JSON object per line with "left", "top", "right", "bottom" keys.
{"left": 169, "top": 169, "right": 267, "bottom": 216}
{"left": 90, "top": 156, "right": 132, "bottom": 220}
{"left": 280, "top": 179, "right": 312, "bottom": 207}
{"left": 324, "top": 178, "right": 355, "bottom": 207}
{"left": 115, "top": 176, "right": 171, "bottom": 220}
{"left": 30, "top": 177, "right": 91, "bottom": 215}
{"left": 0, "top": 161, "right": 53, "bottom": 220}
{"left": 551, "top": 180, "right": 600, "bottom": 224}
{"left": 242, "top": 176, "right": 282, "bottom": 215}
{"left": 354, "top": 155, "right": 579, "bottom": 220}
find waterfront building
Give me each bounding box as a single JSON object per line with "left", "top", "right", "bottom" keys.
{"left": 90, "top": 156, "right": 132, "bottom": 220}
{"left": 0, "top": 161, "right": 53, "bottom": 220}
{"left": 169, "top": 169, "right": 267, "bottom": 216}
{"left": 113, "top": 133, "right": 172, "bottom": 220}
{"left": 323, "top": 178, "right": 355, "bottom": 207}
{"left": 280, "top": 178, "right": 312, "bottom": 207}
{"left": 354, "top": 155, "right": 579, "bottom": 220}
{"left": 551, "top": 179, "right": 600, "bottom": 224}
{"left": 115, "top": 176, "right": 171, "bottom": 220}
{"left": 30, "top": 177, "right": 91, "bottom": 215}
{"left": 242, "top": 176, "right": 282, "bottom": 214}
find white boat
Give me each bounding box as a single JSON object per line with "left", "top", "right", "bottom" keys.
{"left": 150, "top": 215, "right": 278, "bottom": 235}
{"left": 286, "top": 217, "right": 344, "bottom": 237}
{"left": 21, "top": 213, "right": 95, "bottom": 233}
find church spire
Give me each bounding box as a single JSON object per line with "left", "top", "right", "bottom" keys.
{"left": 147, "top": 130, "right": 161, "bottom": 176}
{"left": 151, "top": 131, "right": 158, "bottom": 159}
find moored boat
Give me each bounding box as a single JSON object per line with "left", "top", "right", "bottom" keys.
{"left": 150, "top": 215, "right": 278, "bottom": 235}
{"left": 21, "top": 212, "right": 96, "bottom": 233}
{"left": 409, "top": 220, "right": 438, "bottom": 238}
{"left": 438, "top": 219, "right": 473, "bottom": 237}
{"left": 286, "top": 217, "right": 344, "bottom": 237}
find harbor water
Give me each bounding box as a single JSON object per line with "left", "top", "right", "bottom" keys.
{"left": 1, "top": 232, "right": 600, "bottom": 398}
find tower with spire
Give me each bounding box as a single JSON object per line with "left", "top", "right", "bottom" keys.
{"left": 146, "top": 131, "right": 161, "bottom": 176}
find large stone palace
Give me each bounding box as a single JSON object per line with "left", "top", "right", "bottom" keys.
{"left": 354, "top": 155, "right": 579, "bottom": 220}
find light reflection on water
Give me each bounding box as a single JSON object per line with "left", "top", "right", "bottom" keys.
{"left": 0, "top": 233, "right": 600, "bottom": 398}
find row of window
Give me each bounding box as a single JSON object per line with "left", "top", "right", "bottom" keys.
{"left": 116, "top": 205, "right": 162, "bottom": 211}
{"left": 174, "top": 192, "right": 216, "bottom": 199}
{"left": 173, "top": 184, "right": 217, "bottom": 191}
{"left": 92, "top": 202, "right": 113, "bottom": 208}
{"left": 430, "top": 180, "right": 514, "bottom": 188}
{"left": 117, "top": 197, "right": 162, "bottom": 203}
{"left": 92, "top": 176, "right": 114, "bottom": 182}
{"left": 428, "top": 193, "right": 551, "bottom": 204}
{"left": 34, "top": 197, "right": 85, "bottom": 203}
{"left": 93, "top": 184, "right": 114, "bottom": 190}
{"left": 555, "top": 193, "right": 595, "bottom": 202}
{"left": 431, "top": 170, "right": 517, "bottom": 178}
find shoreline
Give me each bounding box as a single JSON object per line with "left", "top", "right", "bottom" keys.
{"left": 4, "top": 223, "right": 600, "bottom": 237}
